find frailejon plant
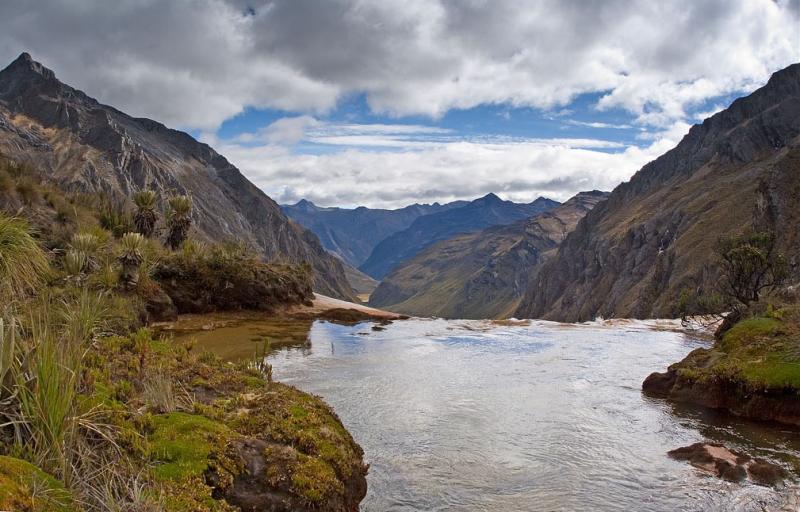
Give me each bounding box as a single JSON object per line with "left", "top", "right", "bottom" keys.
{"left": 133, "top": 190, "right": 158, "bottom": 238}
{"left": 165, "top": 195, "right": 192, "bottom": 250}
{"left": 117, "top": 232, "right": 145, "bottom": 290}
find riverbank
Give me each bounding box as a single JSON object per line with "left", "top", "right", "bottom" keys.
{"left": 644, "top": 305, "right": 800, "bottom": 426}
{"left": 0, "top": 157, "right": 374, "bottom": 511}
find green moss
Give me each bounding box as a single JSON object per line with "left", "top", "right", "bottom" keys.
{"left": 721, "top": 317, "right": 781, "bottom": 352}
{"left": 0, "top": 456, "right": 75, "bottom": 512}
{"left": 741, "top": 356, "right": 800, "bottom": 389}
{"left": 675, "top": 313, "right": 800, "bottom": 391}
{"left": 148, "top": 412, "right": 230, "bottom": 481}
{"left": 227, "top": 383, "right": 365, "bottom": 498}
{"left": 291, "top": 455, "right": 343, "bottom": 503}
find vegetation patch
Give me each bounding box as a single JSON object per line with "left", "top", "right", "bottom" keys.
{"left": 149, "top": 413, "right": 231, "bottom": 481}
{"left": 0, "top": 153, "right": 367, "bottom": 510}
{"left": 0, "top": 455, "right": 75, "bottom": 512}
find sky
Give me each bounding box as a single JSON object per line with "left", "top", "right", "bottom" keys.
{"left": 0, "top": 0, "right": 798, "bottom": 208}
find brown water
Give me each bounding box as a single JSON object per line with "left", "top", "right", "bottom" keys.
{"left": 264, "top": 317, "right": 800, "bottom": 512}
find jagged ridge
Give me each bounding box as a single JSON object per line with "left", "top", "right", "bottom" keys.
{"left": 516, "top": 63, "right": 800, "bottom": 321}
{"left": 360, "top": 193, "right": 560, "bottom": 279}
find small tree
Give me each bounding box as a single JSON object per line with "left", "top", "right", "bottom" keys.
{"left": 165, "top": 195, "right": 192, "bottom": 250}
{"left": 716, "top": 231, "right": 787, "bottom": 310}
{"left": 117, "top": 232, "right": 145, "bottom": 290}
{"left": 133, "top": 190, "right": 158, "bottom": 238}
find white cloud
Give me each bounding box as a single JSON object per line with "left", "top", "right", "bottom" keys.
{"left": 231, "top": 118, "right": 627, "bottom": 150}
{"left": 566, "top": 120, "right": 634, "bottom": 130}
{"left": 0, "top": 0, "right": 796, "bottom": 208}
{"left": 0, "top": 0, "right": 796, "bottom": 130}
{"left": 215, "top": 124, "right": 688, "bottom": 208}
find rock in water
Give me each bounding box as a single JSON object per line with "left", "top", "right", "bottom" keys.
{"left": 668, "top": 442, "right": 787, "bottom": 486}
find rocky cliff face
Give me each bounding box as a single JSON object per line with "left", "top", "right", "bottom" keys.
{"left": 516, "top": 63, "right": 800, "bottom": 321}
{"left": 282, "top": 199, "right": 467, "bottom": 268}
{"left": 370, "top": 191, "right": 606, "bottom": 318}
{"left": 0, "top": 53, "right": 355, "bottom": 300}
{"left": 360, "top": 193, "right": 560, "bottom": 279}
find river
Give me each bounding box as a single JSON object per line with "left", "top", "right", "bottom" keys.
{"left": 265, "top": 317, "right": 800, "bottom": 511}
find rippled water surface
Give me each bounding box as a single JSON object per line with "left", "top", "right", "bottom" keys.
{"left": 267, "top": 318, "right": 800, "bottom": 511}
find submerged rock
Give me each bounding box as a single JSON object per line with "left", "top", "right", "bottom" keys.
{"left": 668, "top": 442, "right": 786, "bottom": 486}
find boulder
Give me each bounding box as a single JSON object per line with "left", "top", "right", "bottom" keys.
{"left": 668, "top": 442, "right": 787, "bottom": 486}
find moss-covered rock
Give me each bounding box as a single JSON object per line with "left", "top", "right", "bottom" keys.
{"left": 154, "top": 249, "right": 314, "bottom": 314}
{"left": 644, "top": 305, "right": 800, "bottom": 425}
{"left": 85, "top": 327, "right": 367, "bottom": 511}
{"left": 0, "top": 456, "right": 75, "bottom": 512}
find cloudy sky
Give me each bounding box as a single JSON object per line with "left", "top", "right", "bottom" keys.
{"left": 1, "top": 0, "right": 798, "bottom": 208}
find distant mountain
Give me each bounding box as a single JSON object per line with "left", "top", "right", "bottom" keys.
{"left": 0, "top": 53, "right": 355, "bottom": 301}
{"left": 282, "top": 199, "right": 466, "bottom": 268}
{"left": 370, "top": 191, "right": 607, "bottom": 318}
{"left": 342, "top": 264, "right": 379, "bottom": 299}
{"left": 359, "top": 193, "right": 560, "bottom": 279}
{"left": 516, "top": 63, "right": 800, "bottom": 321}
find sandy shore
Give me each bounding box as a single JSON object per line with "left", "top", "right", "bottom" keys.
{"left": 287, "top": 293, "right": 405, "bottom": 320}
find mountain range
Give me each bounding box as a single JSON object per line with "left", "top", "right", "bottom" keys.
{"left": 369, "top": 191, "right": 607, "bottom": 318}
{"left": 282, "top": 198, "right": 466, "bottom": 268}
{"left": 0, "top": 53, "right": 356, "bottom": 301}
{"left": 516, "top": 63, "right": 800, "bottom": 321}
{"left": 359, "top": 193, "right": 559, "bottom": 279}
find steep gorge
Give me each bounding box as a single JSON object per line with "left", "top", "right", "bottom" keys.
{"left": 371, "top": 191, "right": 607, "bottom": 318}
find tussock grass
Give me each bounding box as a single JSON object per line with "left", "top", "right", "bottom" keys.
{"left": 0, "top": 214, "right": 49, "bottom": 307}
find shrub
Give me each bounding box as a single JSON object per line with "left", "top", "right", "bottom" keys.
{"left": 98, "top": 199, "right": 134, "bottom": 239}
{"left": 142, "top": 371, "right": 178, "bottom": 414}
{"left": 15, "top": 179, "right": 39, "bottom": 205}
{"left": 716, "top": 231, "right": 787, "bottom": 310}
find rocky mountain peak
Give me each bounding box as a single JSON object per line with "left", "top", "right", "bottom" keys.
{"left": 0, "top": 52, "right": 58, "bottom": 87}
{"left": 475, "top": 192, "right": 503, "bottom": 205}
{"left": 294, "top": 198, "right": 317, "bottom": 211}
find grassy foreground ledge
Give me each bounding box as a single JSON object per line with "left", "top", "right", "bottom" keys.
{"left": 644, "top": 304, "right": 800, "bottom": 425}
{"left": 0, "top": 154, "right": 367, "bottom": 511}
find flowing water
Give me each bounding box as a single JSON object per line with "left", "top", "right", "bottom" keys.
{"left": 265, "top": 318, "right": 800, "bottom": 511}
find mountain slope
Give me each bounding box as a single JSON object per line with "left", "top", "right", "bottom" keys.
{"left": 516, "top": 63, "right": 800, "bottom": 321}
{"left": 359, "top": 193, "right": 560, "bottom": 279}
{"left": 0, "top": 53, "right": 355, "bottom": 300}
{"left": 370, "top": 191, "right": 607, "bottom": 318}
{"left": 282, "top": 199, "right": 466, "bottom": 268}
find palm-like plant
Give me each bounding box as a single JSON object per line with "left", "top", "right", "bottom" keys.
{"left": 117, "top": 232, "right": 145, "bottom": 290}
{"left": 0, "top": 214, "right": 49, "bottom": 305}
{"left": 132, "top": 190, "right": 158, "bottom": 238}
{"left": 165, "top": 195, "right": 193, "bottom": 250}
{"left": 66, "top": 232, "right": 102, "bottom": 276}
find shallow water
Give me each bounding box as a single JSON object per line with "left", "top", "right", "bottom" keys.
{"left": 267, "top": 318, "right": 800, "bottom": 511}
